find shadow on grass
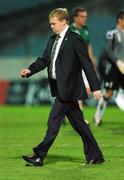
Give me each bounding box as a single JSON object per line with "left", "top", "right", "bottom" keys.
{"left": 45, "top": 154, "right": 83, "bottom": 165}
{"left": 102, "top": 124, "right": 124, "bottom": 135}
{"left": 109, "top": 128, "right": 124, "bottom": 135}
{"left": 97, "top": 121, "right": 124, "bottom": 135}
{"left": 10, "top": 154, "right": 84, "bottom": 166}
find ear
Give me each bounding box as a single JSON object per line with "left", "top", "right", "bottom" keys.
{"left": 62, "top": 19, "right": 67, "bottom": 25}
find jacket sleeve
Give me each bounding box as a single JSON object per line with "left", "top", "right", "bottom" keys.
{"left": 27, "top": 39, "right": 50, "bottom": 77}
{"left": 74, "top": 35, "right": 100, "bottom": 91}
{"left": 105, "top": 30, "right": 118, "bottom": 64}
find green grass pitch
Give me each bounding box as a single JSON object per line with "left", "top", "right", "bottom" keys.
{"left": 0, "top": 106, "right": 124, "bottom": 180}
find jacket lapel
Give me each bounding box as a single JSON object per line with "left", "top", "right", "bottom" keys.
{"left": 49, "top": 28, "right": 71, "bottom": 58}
{"left": 49, "top": 34, "right": 56, "bottom": 54}
{"left": 58, "top": 28, "right": 71, "bottom": 55}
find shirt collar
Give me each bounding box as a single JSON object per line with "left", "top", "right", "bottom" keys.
{"left": 72, "top": 22, "right": 86, "bottom": 29}
{"left": 117, "top": 26, "right": 124, "bottom": 32}
{"left": 59, "top": 25, "right": 69, "bottom": 38}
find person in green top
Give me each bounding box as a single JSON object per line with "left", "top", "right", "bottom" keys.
{"left": 70, "top": 7, "right": 95, "bottom": 111}
{"left": 70, "top": 7, "right": 95, "bottom": 65}
{"left": 70, "top": 11, "right": 90, "bottom": 45}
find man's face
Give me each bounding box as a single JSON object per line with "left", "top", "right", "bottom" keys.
{"left": 49, "top": 16, "right": 66, "bottom": 34}
{"left": 119, "top": 17, "right": 124, "bottom": 29}
{"left": 74, "top": 11, "right": 88, "bottom": 26}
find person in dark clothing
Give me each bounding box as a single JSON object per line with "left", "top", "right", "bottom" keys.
{"left": 21, "top": 8, "right": 104, "bottom": 166}
{"left": 94, "top": 10, "right": 124, "bottom": 125}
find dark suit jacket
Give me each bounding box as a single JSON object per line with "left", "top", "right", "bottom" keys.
{"left": 28, "top": 28, "right": 100, "bottom": 102}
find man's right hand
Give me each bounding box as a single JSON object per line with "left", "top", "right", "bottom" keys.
{"left": 20, "top": 68, "right": 31, "bottom": 78}
{"left": 116, "top": 60, "right": 124, "bottom": 74}
{"left": 93, "top": 90, "right": 102, "bottom": 101}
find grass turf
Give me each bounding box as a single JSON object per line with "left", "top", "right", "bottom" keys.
{"left": 0, "top": 106, "right": 124, "bottom": 180}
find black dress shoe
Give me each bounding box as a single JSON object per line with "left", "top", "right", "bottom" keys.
{"left": 88, "top": 158, "right": 105, "bottom": 165}
{"left": 22, "top": 155, "right": 43, "bottom": 166}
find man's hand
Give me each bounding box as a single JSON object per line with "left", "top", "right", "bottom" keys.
{"left": 93, "top": 90, "right": 102, "bottom": 101}
{"left": 116, "top": 60, "right": 124, "bottom": 75}
{"left": 20, "top": 68, "right": 31, "bottom": 78}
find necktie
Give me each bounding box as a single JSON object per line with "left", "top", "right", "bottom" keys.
{"left": 49, "top": 35, "right": 61, "bottom": 78}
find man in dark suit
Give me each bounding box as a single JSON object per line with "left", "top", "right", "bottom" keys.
{"left": 21, "top": 8, "right": 104, "bottom": 166}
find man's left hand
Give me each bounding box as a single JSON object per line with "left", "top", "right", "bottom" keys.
{"left": 93, "top": 90, "right": 102, "bottom": 101}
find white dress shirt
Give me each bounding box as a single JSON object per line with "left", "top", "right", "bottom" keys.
{"left": 51, "top": 25, "right": 69, "bottom": 79}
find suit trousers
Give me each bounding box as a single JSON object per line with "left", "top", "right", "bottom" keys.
{"left": 33, "top": 97, "right": 103, "bottom": 162}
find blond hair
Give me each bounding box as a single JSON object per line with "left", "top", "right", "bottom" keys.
{"left": 49, "top": 8, "right": 69, "bottom": 23}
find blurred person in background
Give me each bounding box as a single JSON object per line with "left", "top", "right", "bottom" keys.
{"left": 94, "top": 10, "right": 124, "bottom": 126}
{"left": 70, "top": 7, "right": 95, "bottom": 111}
{"left": 21, "top": 8, "right": 104, "bottom": 166}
